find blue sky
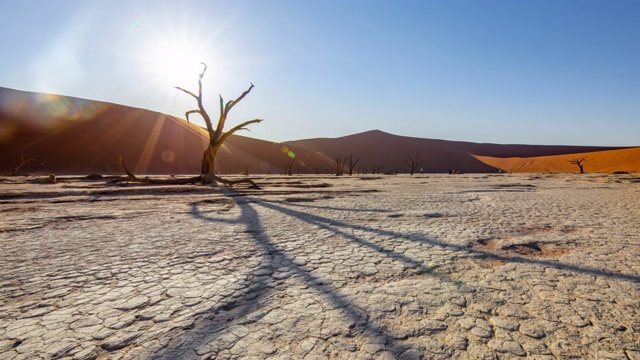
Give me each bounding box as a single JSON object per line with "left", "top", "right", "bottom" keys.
{"left": 1, "top": 0, "right": 639, "bottom": 146}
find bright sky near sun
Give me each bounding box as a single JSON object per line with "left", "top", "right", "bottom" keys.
{"left": 1, "top": 0, "right": 639, "bottom": 146}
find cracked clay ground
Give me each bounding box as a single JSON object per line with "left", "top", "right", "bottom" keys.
{"left": 1, "top": 173, "right": 639, "bottom": 359}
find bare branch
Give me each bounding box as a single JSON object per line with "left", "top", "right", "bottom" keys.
{"left": 218, "top": 119, "right": 263, "bottom": 145}
{"left": 176, "top": 63, "right": 215, "bottom": 136}
{"left": 184, "top": 110, "right": 201, "bottom": 124}
{"left": 213, "top": 95, "right": 226, "bottom": 142}
{"left": 118, "top": 155, "right": 138, "bottom": 181}
{"left": 212, "top": 174, "right": 260, "bottom": 189}
{"left": 219, "top": 95, "right": 224, "bottom": 120}
{"left": 224, "top": 100, "right": 234, "bottom": 113}
{"left": 199, "top": 63, "right": 207, "bottom": 79}
{"left": 103, "top": 152, "right": 139, "bottom": 181}
{"left": 198, "top": 63, "right": 206, "bottom": 101}
{"left": 567, "top": 157, "right": 586, "bottom": 165}
{"left": 213, "top": 84, "right": 254, "bottom": 142}
{"left": 10, "top": 154, "right": 36, "bottom": 176}
{"left": 225, "top": 83, "right": 255, "bottom": 114}
{"left": 174, "top": 86, "right": 198, "bottom": 100}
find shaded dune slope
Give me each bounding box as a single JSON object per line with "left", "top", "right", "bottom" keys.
{"left": 285, "top": 130, "right": 630, "bottom": 173}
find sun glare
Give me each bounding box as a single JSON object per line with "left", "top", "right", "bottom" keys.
{"left": 144, "top": 39, "right": 206, "bottom": 88}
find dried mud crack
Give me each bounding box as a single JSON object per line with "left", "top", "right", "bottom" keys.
{"left": 0, "top": 174, "right": 638, "bottom": 359}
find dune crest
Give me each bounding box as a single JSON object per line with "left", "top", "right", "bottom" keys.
{"left": 1, "top": 88, "right": 636, "bottom": 175}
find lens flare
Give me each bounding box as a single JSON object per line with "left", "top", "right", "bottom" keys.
{"left": 0, "top": 91, "right": 108, "bottom": 131}
{"left": 0, "top": 123, "right": 17, "bottom": 144}
{"left": 161, "top": 150, "right": 176, "bottom": 163}
{"left": 127, "top": 18, "right": 141, "bottom": 35}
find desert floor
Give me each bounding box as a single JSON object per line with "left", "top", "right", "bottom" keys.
{"left": 1, "top": 173, "right": 639, "bottom": 359}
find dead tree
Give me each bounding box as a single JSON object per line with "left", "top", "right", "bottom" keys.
{"left": 404, "top": 153, "right": 424, "bottom": 175}
{"left": 118, "top": 155, "right": 139, "bottom": 182}
{"left": 345, "top": 154, "right": 360, "bottom": 176}
{"left": 371, "top": 165, "right": 384, "bottom": 175}
{"left": 284, "top": 158, "right": 294, "bottom": 176}
{"left": 333, "top": 156, "right": 346, "bottom": 176}
{"left": 176, "top": 63, "right": 262, "bottom": 188}
{"left": 106, "top": 154, "right": 201, "bottom": 184}
{"left": 10, "top": 155, "right": 36, "bottom": 176}
{"left": 104, "top": 153, "right": 148, "bottom": 183}
{"left": 567, "top": 157, "right": 587, "bottom": 174}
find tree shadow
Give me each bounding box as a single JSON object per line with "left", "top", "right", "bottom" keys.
{"left": 158, "top": 191, "right": 639, "bottom": 358}
{"left": 158, "top": 194, "right": 445, "bottom": 358}
{"left": 254, "top": 197, "right": 640, "bottom": 283}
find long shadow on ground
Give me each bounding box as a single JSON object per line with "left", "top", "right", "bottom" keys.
{"left": 157, "top": 192, "right": 639, "bottom": 358}
{"left": 157, "top": 194, "right": 446, "bottom": 358}
{"left": 258, "top": 197, "right": 640, "bottom": 283}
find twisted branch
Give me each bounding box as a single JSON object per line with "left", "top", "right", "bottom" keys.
{"left": 218, "top": 119, "right": 263, "bottom": 145}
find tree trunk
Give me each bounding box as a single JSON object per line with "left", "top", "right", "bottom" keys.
{"left": 201, "top": 143, "right": 218, "bottom": 184}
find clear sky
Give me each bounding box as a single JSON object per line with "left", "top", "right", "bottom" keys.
{"left": 1, "top": 0, "right": 639, "bottom": 146}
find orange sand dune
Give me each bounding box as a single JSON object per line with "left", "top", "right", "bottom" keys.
{"left": 0, "top": 88, "right": 331, "bottom": 175}
{"left": 1, "top": 87, "right": 637, "bottom": 175}
{"left": 474, "top": 147, "right": 640, "bottom": 173}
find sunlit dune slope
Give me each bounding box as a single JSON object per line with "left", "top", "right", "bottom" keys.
{"left": 0, "top": 88, "right": 332, "bottom": 175}
{"left": 474, "top": 147, "right": 640, "bottom": 173}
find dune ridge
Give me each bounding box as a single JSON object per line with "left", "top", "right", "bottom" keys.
{"left": 1, "top": 87, "right": 637, "bottom": 175}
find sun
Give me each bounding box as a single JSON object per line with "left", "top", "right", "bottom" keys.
{"left": 143, "top": 37, "right": 206, "bottom": 88}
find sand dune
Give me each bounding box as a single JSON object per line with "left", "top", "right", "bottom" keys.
{"left": 0, "top": 88, "right": 331, "bottom": 175}
{"left": 1, "top": 87, "right": 636, "bottom": 175}
{"left": 286, "top": 130, "right": 632, "bottom": 173}
{"left": 474, "top": 147, "right": 640, "bottom": 173}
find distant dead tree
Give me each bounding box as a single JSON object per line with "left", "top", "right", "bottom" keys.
{"left": 371, "top": 165, "right": 384, "bottom": 175}
{"left": 104, "top": 153, "right": 145, "bottom": 182}
{"left": 176, "top": 63, "right": 262, "bottom": 188}
{"left": 567, "top": 157, "right": 587, "bottom": 174}
{"left": 284, "top": 158, "right": 294, "bottom": 176}
{"left": 345, "top": 154, "right": 360, "bottom": 176}
{"left": 404, "top": 153, "right": 424, "bottom": 175}
{"left": 117, "top": 155, "right": 138, "bottom": 181}
{"left": 333, "top": 156, "right": 346, "bottom": 176}
{"left": 10, "top": 155, "right": 36, "bottom": 176}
